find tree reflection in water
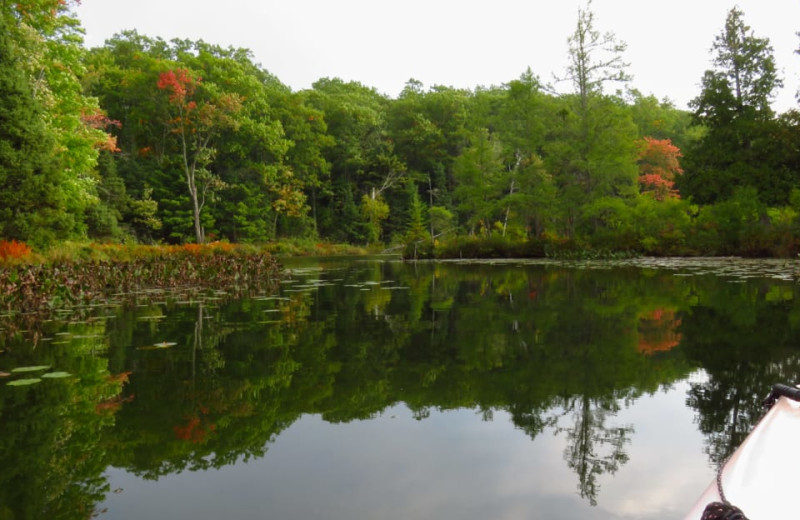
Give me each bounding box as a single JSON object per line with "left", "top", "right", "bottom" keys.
{"left": 2, "top": 258, "right": 800, "bottom": 517}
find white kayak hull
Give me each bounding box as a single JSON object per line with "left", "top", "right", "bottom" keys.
{"left": 685, "top": 393, "right": 800, "bottom": 519}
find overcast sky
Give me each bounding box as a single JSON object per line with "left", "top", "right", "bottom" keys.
{"left": 74, "top": 0, "right": 800, "bottom": 112}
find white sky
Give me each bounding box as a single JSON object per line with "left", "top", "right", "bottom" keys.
{"left": 74, "top": 0, "right": 800, "bottom": 112}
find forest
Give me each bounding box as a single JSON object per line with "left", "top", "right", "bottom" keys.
{"left": 2, "top": 0, "right": 800, "bottom": 257}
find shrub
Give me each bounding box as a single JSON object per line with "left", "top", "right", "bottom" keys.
{"left": 0, "top": 240, "right": 32, "bottom": 261}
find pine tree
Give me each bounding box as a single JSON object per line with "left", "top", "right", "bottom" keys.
{"left": 0, "top": 14, "right": 72, "bottom": 247}
{"left": 681, "top": 7, "right": 787, "bottom": 205}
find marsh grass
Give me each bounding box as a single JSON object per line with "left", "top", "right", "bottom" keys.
{"left": 0, "top": 242, "right": 282, "bottom": 315}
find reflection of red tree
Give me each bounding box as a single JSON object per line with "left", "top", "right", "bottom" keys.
{"left": 637, "top": 308, "right": 682, "bottom": 355}
{"left": 107, "top": 371, "right": 132, "bottom": 384}
{"left": 95, "top": 394, "right": 135, "bottom": 414}
{"left": 173, "top": 408, "right": 216, "bottom": 443}
{"left": 95, "top": 371, "right": 135, "bottom": 414}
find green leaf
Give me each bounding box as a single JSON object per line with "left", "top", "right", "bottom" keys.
{"left": 11, "top": 365, "right": 51, "bottom": 373}
{"left": 7, "top": 378, "right": 42, "bottom": 386}
{"left": 41, "top": 371, "right": 72, "bottom": 379}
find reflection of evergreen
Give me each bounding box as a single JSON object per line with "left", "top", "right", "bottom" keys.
{"left": 680, "top": 281, "right": 800, "bottom": 464}
{"left": 0, "top": 320, "right": 124, "bottom": 519}
{"left": 557, "top": 395, "right": 633, "bottom": 506}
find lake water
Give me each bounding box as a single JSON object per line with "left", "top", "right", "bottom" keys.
{"left": 2, "top": 257, "right": 800, "bottom": 519}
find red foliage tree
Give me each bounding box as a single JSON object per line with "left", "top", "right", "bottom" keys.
{"left": 157, "top": 68, "right": 198, "bottom": 107}
{"left": 636, "top": 137, "right": 683, "bottom": 200}
{"left": 156, "top": 68, "right": 240, "bottom": 243}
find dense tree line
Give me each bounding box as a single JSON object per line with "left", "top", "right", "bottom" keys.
{"left": 2, "top": 1, "right": 800, "bottom": 255}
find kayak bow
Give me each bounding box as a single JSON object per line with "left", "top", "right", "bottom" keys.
{"left": 685, "top": 384, "right": 800, "bottom": 519}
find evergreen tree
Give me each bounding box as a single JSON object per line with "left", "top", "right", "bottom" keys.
{"left": 0, "top": 13, "right": 71, "bottom": 246}
{"left": 550, "top": 2, "right": 638, "bottom": 237}
{"left": 681, "top": 7, "right": 787, "bottom": 205}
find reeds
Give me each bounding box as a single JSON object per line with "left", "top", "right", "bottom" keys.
{"left": 0, "top": 243, "right": 282, "bottom": 313}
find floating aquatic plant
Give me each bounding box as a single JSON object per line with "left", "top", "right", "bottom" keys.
{"left": 11, "top": 365, "right": 51, "bottom": 373}
{"left": 138, "top": 341, "right": 177, "bottom": 350}
{"left": 41, "top": 371, "right": 71, "bottom": 378}
{"left": 7, "top": 378, "right": 41, "bottom": 386}
{"left": 0, "top": 246, "right": 283, "bottom": 317}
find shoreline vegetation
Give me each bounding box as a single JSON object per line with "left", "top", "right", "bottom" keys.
{"left": 0, "top": 239, "right": 373, "bottom": 339}
{"left": 1, "top": 231, "right": 796, "bottom": 317}
{"left": 0, "top": 241, "right": 282, "bottom": 315}
{"left": 1, "top": 236, "right": 799, "bottom": 341}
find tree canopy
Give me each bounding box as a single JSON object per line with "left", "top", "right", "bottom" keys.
{"left": 1, "top": 3, "right": 800, "bottom": 257}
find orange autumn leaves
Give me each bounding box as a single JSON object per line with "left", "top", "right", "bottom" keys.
{"left": 81, "top": 108, "right": 122, "bottom": 152}
{"left": 638, "top": 308, "right": 682, "bottom": 355}
{"left": 173, "top": 407, "right": 216, "bottom": 444}
{"left": 157, "top": 68, "right": 198, "bottom": 106}
{"left": 0, "top": 240, "right": 32, "bottom": 261}
{"left": 156, "top": 68, "right": 242, "bottom": 130}
{"left": 636, "top": 137, "right": 683, "bottom": 201}
{"left": 95, "top": 371, "right": 134, "bottom": 415}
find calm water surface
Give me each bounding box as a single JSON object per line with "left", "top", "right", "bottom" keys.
{"left": 3, "top": 257, "right": 800, "bottom": 519}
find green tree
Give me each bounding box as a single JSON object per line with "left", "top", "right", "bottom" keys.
{"left": 681, "top": 7, "right": 787, "bottom": 205}
{"left": 0, "top": 0, "right": 113, "bottom": 246}
{"left": 170, "top": 41, "right": 301, "bottom": 241}
{"left": 157, "top": 68, "right": 242, "bottom": 243}
{"left": 544, "top": 95, "right": 638, "bottom": 238}
{"left": 386, "top": 81, "right": 470, "bottom": 220}
{"left": 548, "top": 2, "right": 638, "bottom": 238}
{"left": 625, "top": 89, "right": 694, "bottom": 149}
{"left": 709, "top": 7, "right": 780, "bottom": 115}
{"left": 453, "top": 128, "right": 504, "bottom": 236}
{"left": 0, "top": 10, "right": 69, "bottom": 246}
{"left": 85, "top": 33, "right": 188, "bottom": 242}
{"left": 400, "top": 180, "right": 430, "bottom": 257}
{"left": 492, "top": 71, "right": 556, "bottom": 237}
{"left": 273, "top": 90, "right": 333, "bottom": 237}
{"left": 428, "top": 205, "right": 454, "bottom": 243}
{"left": 360, "top": 193, "right": 390, "bottom": 245}
{"left": 307, "top": 78, "right": 402, "bottom": 242}
{"left": 87, "top": 34, "right": 302, "bottom": 243}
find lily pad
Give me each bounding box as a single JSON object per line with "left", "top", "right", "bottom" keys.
{"left": 41, "top": 371, "right": 71, "bottom": 379}
{"left": 11, "top": 365, "right": 51, "bottom": 373}
{"left": 7, "top": 378, "right": 42, "bottom": 386}
{"left": 138, "top": 341, "right": 177, "bottom": 350}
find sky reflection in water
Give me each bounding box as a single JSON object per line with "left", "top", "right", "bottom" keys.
{"left": 102, "top": 378, "right": 711, "bottom": 520}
